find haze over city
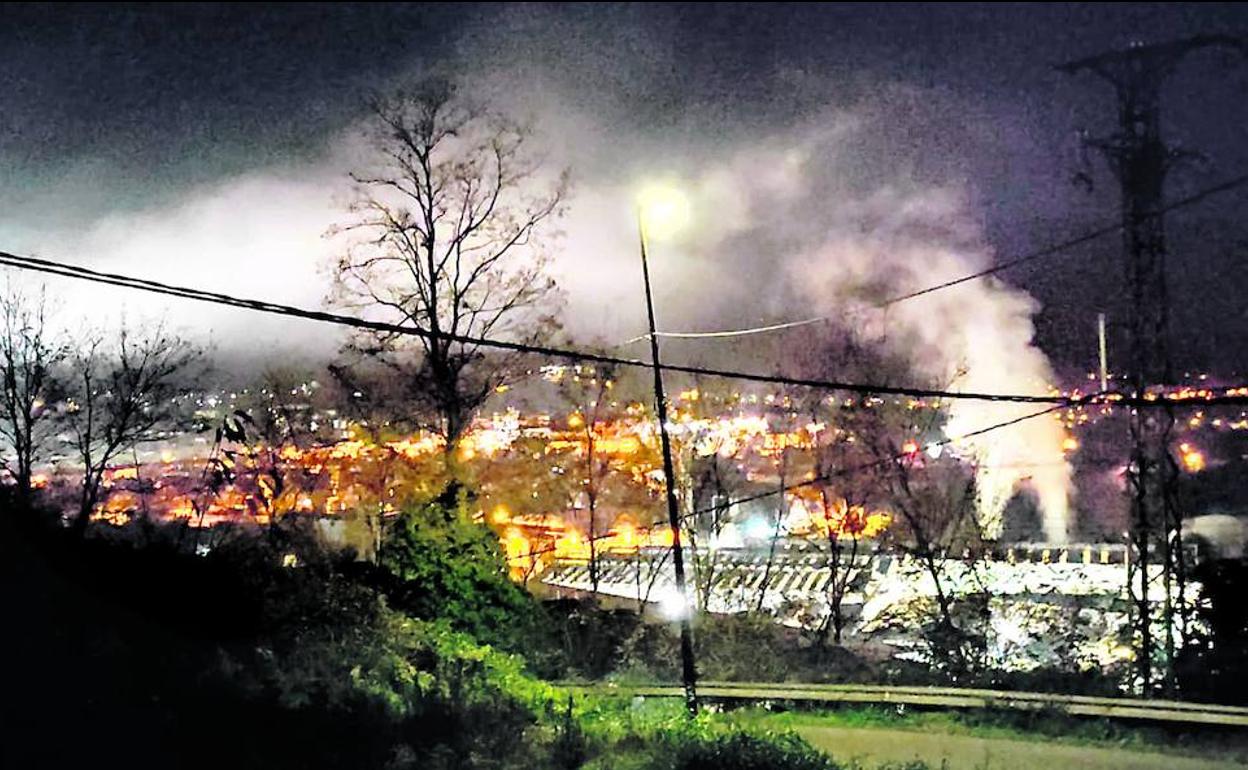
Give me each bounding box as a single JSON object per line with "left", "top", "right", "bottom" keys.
{"left": 3, "top": 5, "right": 1248, "bottom": 770}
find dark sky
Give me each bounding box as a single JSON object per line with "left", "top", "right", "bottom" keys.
{"left": 2, "top": 3, "right": 1247, "bottom": 374}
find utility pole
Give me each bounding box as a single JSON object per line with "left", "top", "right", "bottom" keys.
{"left": 637, "top": 211, "right": 699, "bottom": 715}
{"left": 1098, "top": 313, "right": 1109, "bottom": 395}
{"left": 1060, "top": 35, "right": 1246, "bottom": 695}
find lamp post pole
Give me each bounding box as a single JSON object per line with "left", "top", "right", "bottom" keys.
{"left": 637, "top": 211, "right": 699, "bottom": 716}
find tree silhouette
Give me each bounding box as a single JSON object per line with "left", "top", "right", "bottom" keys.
{"left": 0, "top": 283, "right": 66, "bottom": 506}
{"left": 332, "top": 77, "right": 566, "bottom": 478}
{"left": 62, "top": 321, "right": 200, "bottom": 534}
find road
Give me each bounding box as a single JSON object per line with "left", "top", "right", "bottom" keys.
{"left": 795, "top": 725, "right": 1247, "bottom": 770}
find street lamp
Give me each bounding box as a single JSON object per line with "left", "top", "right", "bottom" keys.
{"left": 638, "top": 183, "right": 691, "bottom": 240}
{"left": 636, "top": 183, "right": 699, "bottom": 716}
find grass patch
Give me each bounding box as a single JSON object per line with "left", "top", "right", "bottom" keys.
{"left": 573, "top": 696, "right": 940, "bottom": 769}
{"left": 722, "top": 704, "right": 1248, "bottom": 765}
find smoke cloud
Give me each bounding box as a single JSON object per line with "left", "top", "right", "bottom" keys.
{"left": 2, "top": 53, "right": 1073, "bottom": 541}
{"left": 543, "top": 108, "right": 1073, "bottom": 542}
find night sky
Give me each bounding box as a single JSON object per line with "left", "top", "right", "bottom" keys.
{"left": 3, "top": 3, "right": 1247, "bottom": 375}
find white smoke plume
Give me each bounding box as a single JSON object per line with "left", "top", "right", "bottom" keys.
{"left": 2, "top": 73, "right": 1074, "bottom": 541}
{"left": 786, "top": 187, "right": 1073, "bottom": 543}
{"left": 551, "top": 119, "right": 1074, "bottom": 543}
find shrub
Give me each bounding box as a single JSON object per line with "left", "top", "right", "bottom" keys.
{"left": 614, "top": 613, "right": 871, "bottom": 684}
{"left": 246, "top": 596, "right": 569, "bottom": 768}
{"left": 541, "top": 599, "right": 644, "bottom": 680}
{"left": 693, "top": 613, "right": 800, "bottom": 682}
{"left": 652, "top": 728, "right": 839, "bottom": 770}
{"left": 376, "top": 495, "right": 546, "bottom": 654}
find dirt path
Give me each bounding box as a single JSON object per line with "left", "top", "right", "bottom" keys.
{"left": 795, "top": 725, "right": 1246, "bottom": 770}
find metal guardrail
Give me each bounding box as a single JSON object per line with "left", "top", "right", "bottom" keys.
{"left": 562, "top": 681, "right": 1248, "bottom": 727}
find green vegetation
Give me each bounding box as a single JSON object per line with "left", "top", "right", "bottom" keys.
{"left": 376, "top": 491, "right": 547, "bottom": 654}
{"left": 7, "top": 491, "right": 1245, "bottom": 770}
{"left": 726, "top": 705, "right": 1248, "bottom": 765}
{"left": 5, "top": 496, "right": 897, "bottom": 770}
{"left": 786, "top": 725, "right": 1241, "bottom": 770}
{"left": 628, "top": 729, "right": 842, "bottom": 770}
{"left": 541, "top": 602, "right": 1127, "bottom": 697}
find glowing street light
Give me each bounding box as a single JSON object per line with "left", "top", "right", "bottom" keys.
{"left": 638, "top": 183, "right": 691, "bottom": 241}
{"left": 657, "top": 586, "right": 695, "bottom": 621}
{"left": 635, "top": 181, "right": 698, "bottom": 715}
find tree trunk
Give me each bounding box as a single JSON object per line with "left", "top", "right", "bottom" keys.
{"left": 74, "top": 475, "right": 97, "bottom": 536}
{"left": 15, "top": 464, "right": 31, "bottom": 509}
{"left": 755, "top": 451, "right": 787, "bottom": 613}
{"left": 588, "top": 498, "right": 599, "bottom": 595}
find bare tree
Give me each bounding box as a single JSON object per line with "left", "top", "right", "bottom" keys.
{"left": 332, "top": 78, "right": 567, "bottom": 472}
{"left": 0, "top": 283, "right": 66, "bottom": 505}
{"left": 245, "top": 366, "right": 338, "bottom": 450}
{"left": 784, "top": 409, "right": 885, "bottom": 644}
{"left": 560, "top": 365, "right": 614, "bottom": 593}
{"left": 554, "top": 362, "right": 658, "bottom": 594}
{"left": 684, "top": 454, "right": 739, "bottom": 612}
{"left": 675, "top": 381, "right": 747, "bottom": 612}
{"left": 782, "top": 328, "right": 894, "bottom": 642}
{"left": 62, "top": 322, "right": 200, "bottom": 534}
{"left": 749, "top": 384, "right": 809, "bottom": 615}
{"left": 876, "top": 441, "right": 984, "bottom": 672}
{"left": 231, "top": 367, "right": 338, "bottom": 543}
{"left": 754, "top": 442, "right": 789, "bottom": 615}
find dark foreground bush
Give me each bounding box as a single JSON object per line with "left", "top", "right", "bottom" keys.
{"left": 614, "top": 613, "right": 873, "bottom": 684}
{"left": 376, "top": 495, "right": 549, "bottom": 656}
{"left": 652, "top": 729, "right": 838, "bottom": 770}
{"left": 539, "top": 598, "right": 644, "bottom": 679}
{"left": 0, "top": 506, "right": 577, "bottom": 770}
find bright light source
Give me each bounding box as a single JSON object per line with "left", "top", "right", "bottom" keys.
{"left": 657, "top": 587, "right": 693, "bottom": 620}
{"left": 1178, "top": 442, "right": 1205, "bottom": 473}
{"left": 490, "top": 504, "right": 511, "bottom": 523}
{"left": 741, "top": 515, "right": 774, "bottom": 541}
{"left": 637, "top": 183, "right": 691, "bottom": 240}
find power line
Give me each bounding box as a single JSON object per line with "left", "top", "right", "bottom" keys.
{"left": 3, "top": 248, "right": 1245, "bottom": 409}
{"left": 620, "top": 316, "right": 828, "bottom": 344}
{"left": 0, "top": 248, "right": 1080, "bottom": 406}
{"left": 511, "top": 381, "right": 1248, "bottom": 565}
{"left": 507, "top": 401, "right": 1071, "bottom": 564}
{"left": 626, "top": 171, "right": 1248, "bottom": 342}
{"left": 693, "top": 402, "right": 1072, "bottom": 515}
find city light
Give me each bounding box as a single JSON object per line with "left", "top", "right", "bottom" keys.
{"left": 1179, "top": 442, "right": 1206, "bottom": 473}
{"left": 12, "top": 9, "right": 1248, "bottom": 760}
{"left": 741, "top": 515, "right": 775, "bottom": 541}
